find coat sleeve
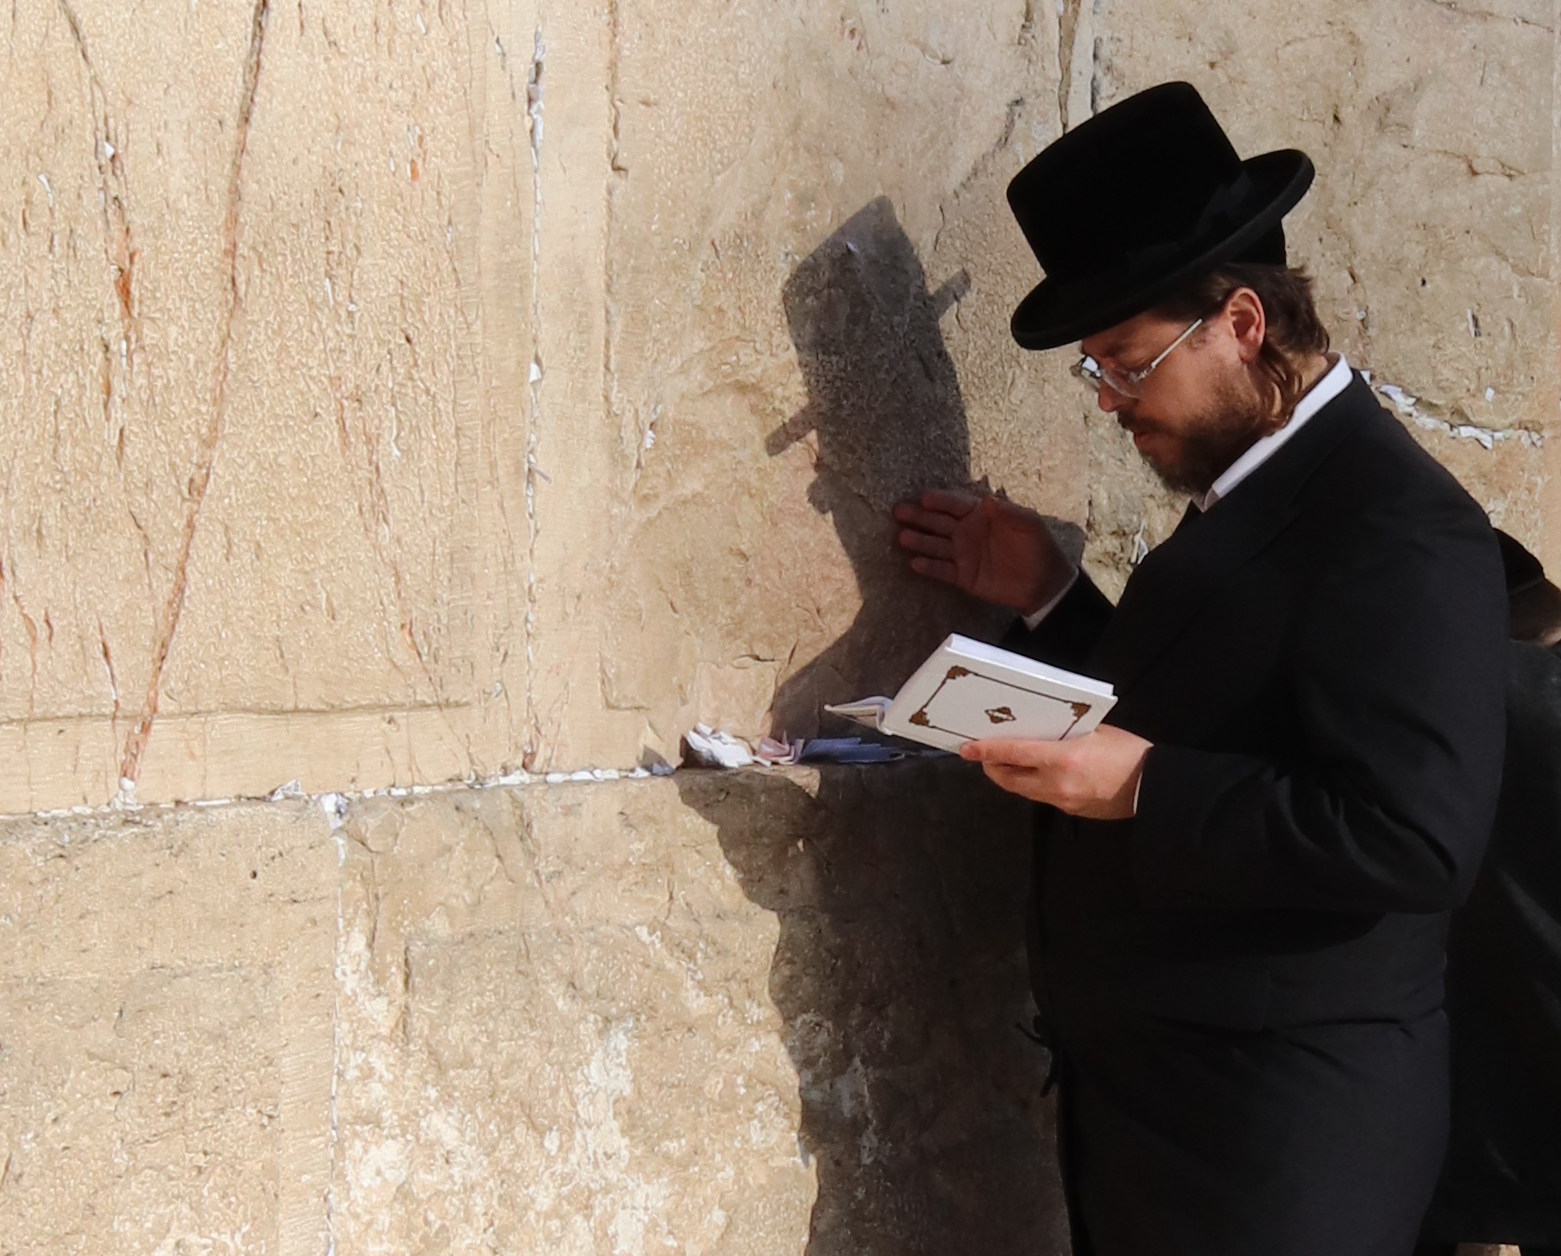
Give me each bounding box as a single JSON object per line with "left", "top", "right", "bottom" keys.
{"left": 1130, "top": 504, "right": 1508, "bottom": 914}
{"left": 998, "top": 570, "right": 1116, "bottom": 673}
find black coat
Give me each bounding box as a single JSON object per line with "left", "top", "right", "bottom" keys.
{"left": 1420, "top": 640, "right": 1561, "bottom": 1246}
{"left": 1004, "top": 374, "right": 1508, "bottom": 1256}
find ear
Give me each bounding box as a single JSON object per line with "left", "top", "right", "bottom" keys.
{"left": 1224, "top": 288, "right": 1266, "bottom": 364}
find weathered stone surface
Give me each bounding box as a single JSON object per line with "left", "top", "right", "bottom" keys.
{"left": 0, "top": 801, "right": 336, "bottom": 1254}
{"left": 2, "top": 4, "right": 1560, "bottom": 1252}
{"left": 0, "top": 763, "right": 1064, "bottom": 1255}
{"left": 331, "top": 762, "right": 1063, "bottom": 1255}
{"left": 2, "top": 969, "right": 282, "bottom": 1254}
{"left": 591, "top": 0, "right": 1086, "bottom": 756}
{"left": 0, "top": 0, "right": 537, "bottom": 811}
{"left": 0, "top": 1, "right": 1555, "bottom": 805}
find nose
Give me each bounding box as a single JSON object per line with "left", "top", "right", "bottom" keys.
{"left": 1096, "top": 381, "right": 1127, "bottom": 413}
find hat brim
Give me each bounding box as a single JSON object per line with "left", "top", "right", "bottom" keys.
{"left": 1010, "top": 149, "right": 1315, "bottom": 351}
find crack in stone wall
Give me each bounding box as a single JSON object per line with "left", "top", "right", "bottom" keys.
{"left": 1056, "top": 0, "right": 1081, "bottom": 129}
{"left": 523, "top": 27, "right": 545, "bottom": 773}
{"left": 1372, "top": 377, "right": 1546, "bottom": 449}
{"left": 58, "top": 0, "right": 139, "bottom": 384}
{"left": 116, "top": 0, "right": 272, "bottom": 794}
{"left": 1424, "top": 0, "right": 1555, "bottom": 32}
{"left": 1056, "top": 0, "right": 1101, "bottom": 130}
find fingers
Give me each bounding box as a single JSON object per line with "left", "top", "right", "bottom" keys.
{"left": 893, "top": 489, "right": 978, "bottom": 523}
{"left": 959, "top": 738, "right": 1069, "bottom": 769}
{"left": 908, "top": 556, "right": 959, "bottom": 584}
{"left": 896, "top": 529, "right": 954, "bottom": 559}
{"left": 960, "top": 733, "right": 1146, "bottom": 819}
{"left": 976, "top": 760, "right": 1061, "bottom": 808}
{"left": 975, "top": 756, "right": 1070, "bottom": 809}
{"left": 891, "top": 503, "right": 959, "bottom": 536}
{"left": 919, "top": 488, "right": 980, "bottom": 515}
{"left": 982, "top": 763, "right": 1033, "bottom": 793}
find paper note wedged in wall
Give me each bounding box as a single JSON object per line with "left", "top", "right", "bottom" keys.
{"left": 825, "top": 634, "right": 1116, "bottom": 754}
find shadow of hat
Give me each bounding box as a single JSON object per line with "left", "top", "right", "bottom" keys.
{"left": 1008, "top": 81, "right": 1314, "bottom": 350}
{"left": 765, "top": 198, "right": 970, "bottom": 486}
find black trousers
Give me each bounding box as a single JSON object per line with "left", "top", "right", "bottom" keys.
{"left": 1056, "top": 1012, "right": 1450, "bottom": 1256}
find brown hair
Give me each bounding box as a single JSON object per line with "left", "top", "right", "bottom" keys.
{"left": 1153, "top": 264, "right": 1331, "bottom": 418}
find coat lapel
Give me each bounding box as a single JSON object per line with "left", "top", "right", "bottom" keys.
{"left": 1098, "top": 375, "right": 1374, "bottom": 693}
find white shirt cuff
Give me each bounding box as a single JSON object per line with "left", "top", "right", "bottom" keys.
{"left": 1020, "top": 567, "right": 1080, "bottom": 631}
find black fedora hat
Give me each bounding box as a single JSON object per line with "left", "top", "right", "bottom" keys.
{"left": 1008, "top": 82, "right": 1315, "bottom": 350}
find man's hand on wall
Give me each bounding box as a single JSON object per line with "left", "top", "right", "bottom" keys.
{"left": 893, "top": 490, "right": 1073, "bottom": 614}
{"left": 960, "top": 727, "right": 1153, "bottom": 819}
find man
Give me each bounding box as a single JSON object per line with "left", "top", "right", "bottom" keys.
{"left": 894, "top": 83, "right": 1507, "bottom": 1255}
{"left": 1417, "top": 532, "right": 1561, "bottom": 1256}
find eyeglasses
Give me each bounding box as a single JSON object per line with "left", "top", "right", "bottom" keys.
{"left": 1070, "top": 317, "right": 1204, "bottom": 400}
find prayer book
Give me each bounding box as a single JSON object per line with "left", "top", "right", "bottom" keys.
{"left": 824, "top": 633, "right": 1116, "bottom": 753}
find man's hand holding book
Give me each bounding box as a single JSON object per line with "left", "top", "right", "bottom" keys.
{"left": 891, "top": 489, "right": 1151, "bottom": 818}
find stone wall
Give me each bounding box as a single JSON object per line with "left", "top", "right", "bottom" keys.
{"left": 0, "top": 762, "right": 1062, "bottom": 1254}
{"left": 0, "top": 0, "right": 1554, "bottom": 810}
{"left": 0, "top": 0, "right": 1556, "bottom": 1252}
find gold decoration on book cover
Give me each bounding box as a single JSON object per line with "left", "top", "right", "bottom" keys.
{"left": 909, "top": 664, "right": 1095, "bottom": 740}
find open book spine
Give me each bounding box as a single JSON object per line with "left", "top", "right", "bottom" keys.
{"left": 821, "top": 699, "right": 891, "bottom": 732}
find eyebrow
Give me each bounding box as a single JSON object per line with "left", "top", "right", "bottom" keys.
{"left": 1084, "top": 334, "right": 1132, "bottom": 361}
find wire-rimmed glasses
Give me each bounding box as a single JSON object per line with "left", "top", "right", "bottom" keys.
{"left": 1070, "top": 316, "right": 1204, "bottom": 400}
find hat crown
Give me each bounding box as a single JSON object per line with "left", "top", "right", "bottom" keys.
{"left": 1009, "top": 83, "right": 1246, "bottom": 284}
{"left": 1005, "top": 80, "right": 1314, "bottom": 350}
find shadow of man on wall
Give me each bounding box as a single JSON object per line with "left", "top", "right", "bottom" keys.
{"left": 675, "top": 760, "right": 1068, "bottom": 1256}
{"left": 768, "top": 197, "right": 989, "bottom": 738}
{"left": 767, "top": 196, "right": 1082, "bottom": 737}
{"left": 677, "top": 200, "right": 1073, "bottom": 1253}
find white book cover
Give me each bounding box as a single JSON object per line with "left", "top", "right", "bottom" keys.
{"left": 824, "top": 633, "right": 1116, "bottom": 754}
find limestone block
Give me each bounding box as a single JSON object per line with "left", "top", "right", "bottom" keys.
{"left": 0, "top": 0, "right": 536, "bottom": 811}
{"left": 1, "top": 969, "right": 281, "bottom": 1254}
{"left": 580, "top": 0, "right": 1095, "bottom": 759}
{"left": 0, "top": 0, "right": 253, "bottom": 739}
{"left": 0, "top": 801, "right": 337, "bottom": 1255}
{"left": 327, "top": 760, "right": 1063, "bottom": 1255}
{"left": 675, "top": 765, "right": 1065, "bottom": 1255}
{"left": 161, "top": 0, "right": 534, "bottom": 749}
{"left": 0, "top": 755, "right": 1085, "bottom": 1255}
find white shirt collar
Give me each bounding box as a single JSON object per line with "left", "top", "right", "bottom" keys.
{"left": 1022, "top": 354, "right": 1352, "bottom": 633}
{"left": 1195, "top": 353, "right": 1352, "bottom": 512}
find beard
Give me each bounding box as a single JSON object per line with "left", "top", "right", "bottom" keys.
{"left": 1124, "top": 374, "right": 1278, "bottom": 496}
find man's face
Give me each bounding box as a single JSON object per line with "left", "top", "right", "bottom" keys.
{"left": 1079, "top": 302, "right": 1271, "bottom": 496}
